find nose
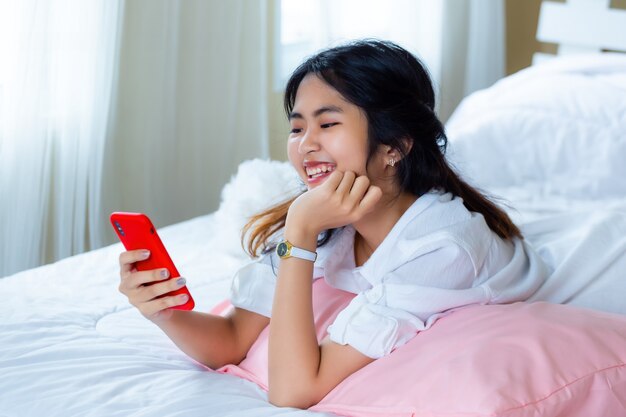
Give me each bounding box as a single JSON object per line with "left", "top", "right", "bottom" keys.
{"left": 298, "top": 128, "right": 321, "bottom": 155}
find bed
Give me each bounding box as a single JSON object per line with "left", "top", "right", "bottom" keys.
{"left": 2, "top": 6, "right": 626, "bottom": 417}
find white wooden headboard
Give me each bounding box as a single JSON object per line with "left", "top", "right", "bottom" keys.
{"left": 533, "top": 0, "right": 626, "bottom": 64}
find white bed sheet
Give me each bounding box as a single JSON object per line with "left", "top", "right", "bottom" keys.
{"left": 491, "top": 189, "right": 626, "bottom": 314}
{"left": 0, "top": 214, "right": 336, "bottom": 417}
{"left": 443, "top": 52, "right": 626, "bottom": 316}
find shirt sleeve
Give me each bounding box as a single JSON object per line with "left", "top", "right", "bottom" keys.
{"left": 327, "top": 242, "right": 488, "bottom": 359}
{"left": 229, "top": 251, "right": 279, "bottom": 317}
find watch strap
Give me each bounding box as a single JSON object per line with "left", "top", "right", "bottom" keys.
{"left": 288, "top": 245, "right": 317, "bottom": 262}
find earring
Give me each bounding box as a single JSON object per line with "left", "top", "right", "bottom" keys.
{"left": 388, "top": 158, "right": 396, "bottom": 167}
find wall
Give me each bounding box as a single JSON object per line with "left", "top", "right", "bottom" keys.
{"left": 506, "top": 0, "right": 556, "bottom": 75}
{"left": 507, "top": 0, "right": 626, "bottom": 74}
{"left": 267, "top": 0, "right": 290, "bottom": 163}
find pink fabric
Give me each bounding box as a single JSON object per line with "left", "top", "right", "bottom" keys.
{"left": 215, "top": 278, "right": 354, "bottom": 390}
{"left": 212, "top": 279, "right": 626, "bottom": 417}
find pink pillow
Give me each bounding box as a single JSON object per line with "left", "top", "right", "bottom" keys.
{"left": 212, "top": 279, "right": 626, "bottom": 417}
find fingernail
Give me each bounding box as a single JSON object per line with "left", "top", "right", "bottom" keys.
{"left": 160, "top": 269, "right": 169, "bottom": 278}
{"left": 140, "top": 250, "right": 150, "bottom": 259}
{"left": 176, "top": 277, "right": 186, "bottom": 287}
{"left": 180, "top": 294, "right": 189, "bottom": 302}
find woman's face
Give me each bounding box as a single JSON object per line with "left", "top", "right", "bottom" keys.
{"left": 287, "top": 74, "right": 383, "bottom": 190}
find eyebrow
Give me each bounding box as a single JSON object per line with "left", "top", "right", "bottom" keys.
{"left": 288, "top": 105, "right": 344, "bottom": 120}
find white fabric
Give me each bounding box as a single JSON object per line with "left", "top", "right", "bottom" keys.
{"left": 231, "top": 253, "right": 280, "bottom": 318}
{"left": 277, "top": 0, "right": 505, "bottom": 121}
{"left": 446, "top": 53, "right": 626, "bottom": 198}
{"left": 438, "top": 0, "right": 506, "bottom": 120}
{"left": 214, "top": 159, "right": 302, "bottom": 258}
{"left": 1, "top": 158, "right": 626, "bottom": 415}
{"left": 278, "top": 0, "right": 444, "bottom": 89}
{"left": 230, "top": 191, "right": 549, "bottom": 359}
{"left": 0, "top": 215, "right": 335, "bottom": 417}
{"left": 0, "top": 0, "right": 123, "bottom": 277}
{"left": 0, "top": 1, "right": 271, "bottom": 277}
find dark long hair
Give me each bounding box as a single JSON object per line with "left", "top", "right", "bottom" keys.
{"left": 244, "top": 39, "right": 520, "bottom": 257}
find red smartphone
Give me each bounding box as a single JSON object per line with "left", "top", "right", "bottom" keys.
{"left": 110, "top": 212, "right": 195, "bottom": 311}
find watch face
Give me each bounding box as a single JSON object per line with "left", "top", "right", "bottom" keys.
{"left": 276, "top": 242, "right": 288, "bottom": 257}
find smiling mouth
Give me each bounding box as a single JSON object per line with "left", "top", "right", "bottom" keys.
{"left": 305, "top": 163, "right": 336, "bottom": 179}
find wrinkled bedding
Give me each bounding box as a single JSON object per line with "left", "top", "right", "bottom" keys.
{"left": 1, "top": 183, "right": 625, "bottom": 417}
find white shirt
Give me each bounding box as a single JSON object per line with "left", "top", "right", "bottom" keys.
{"left": 230, "top": 191, "right": 549, "bottom": 359}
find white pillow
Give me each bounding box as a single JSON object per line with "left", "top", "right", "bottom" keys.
{"left": 446, "top": 53, "right": 626, "bottom": 199}
{"left": 212, "top": 159, "right": 301, "bottom": 259}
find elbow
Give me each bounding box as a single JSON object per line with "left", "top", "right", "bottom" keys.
{"left": 268, "top": 388, "right": 319, "bottom": 409}
{"left": 269, "top": 396, "right": 316, "bottom": 410}
{"left": 200, "top": 350, "right": 247, "bottom": 370}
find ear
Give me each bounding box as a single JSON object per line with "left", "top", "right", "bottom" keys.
{"left": 383, "top": 138, "right": 413, "bottom": 162}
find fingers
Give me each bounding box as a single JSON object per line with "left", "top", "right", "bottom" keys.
{"left": 119, "top": 264, "right": 171, "bottom": 297}
{"left": 296, "top": 169, "right": 382, "bottom": 231}
{"left": 126, "top": 268, "right": 171, "bottom": 287}
{"left": 118, "top": 249, "right": 190, "bottom": 320}
{"left": 335, "top": 170, "right": 356, "bottom": 195}
{"left": 119, "top": 271, "right": 189, "bottom": 318}
{"left": 119, "top": 249, "right": 171, "bottom": 287}
{"left": 330, "top": 171, "right": 379, "bottom": 212}
{"left": 346, "top": 176, "right": 382, "bottom": 217}
{"left": 125, "top": 274, "right": 185, "bottom": 302}
{"left": 323, "top": 170, "right": 344, "bottom": 190}
{"left": 119, "top": 249, "right": 150, "bottom": 274}
{"left": 359, "top": 184, "right": 383, "bottom": 212}
{"left": 141, "top": 293, "right": 190, "bottom": 318}
{"left": 347, "top": 175, "right": 371, "bottom": 202}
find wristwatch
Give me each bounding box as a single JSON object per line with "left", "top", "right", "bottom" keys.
{"left": 276, "top": 240, "right": 317, "bottom": 262}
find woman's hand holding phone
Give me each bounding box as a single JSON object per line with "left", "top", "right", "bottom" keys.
{"left": 118, "top": 249, "right": 191, "bottom": 321}
{"left": 111, "top": 212, "right": 194, "bottom": 320}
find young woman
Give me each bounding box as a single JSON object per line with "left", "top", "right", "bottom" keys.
{"left": 118, "top": 39, "right": 548, "bottom": 409}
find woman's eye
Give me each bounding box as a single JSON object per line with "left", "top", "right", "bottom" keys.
{"left": 290, "top": 128, "right": 302, "bottom": 134}
{"left": 321, "top": 122, "right": 339, "bottom": 129}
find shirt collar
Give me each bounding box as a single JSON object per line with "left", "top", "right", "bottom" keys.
{"left": 359, "top": 191, "right": 441, "bottom": 282}
{"left": 315, "top": 191, "right": 442, "bottom": 283}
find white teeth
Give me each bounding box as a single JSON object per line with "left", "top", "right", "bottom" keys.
{"left": 305, "top": 164, "right": 335, "bottom": 176}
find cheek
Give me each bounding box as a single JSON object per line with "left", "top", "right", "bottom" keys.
{"left": 329, "top": 139, "right": 369, "bottom": 173}
{"left": 287, "top": 138, "right": 304, "bottom": 172}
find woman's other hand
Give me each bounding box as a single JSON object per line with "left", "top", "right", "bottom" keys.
{"left": 287, "top": 170, "right": 382, "bottom": 236}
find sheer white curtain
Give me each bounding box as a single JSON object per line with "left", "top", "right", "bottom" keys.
{"left": 0, "top": 0, "right": 269, "bottom": 277}
{"left": 439, "top": 0, "right": 506, "bottom": 120}
{"left": 0, "top": 0, "right": 124, "bottom": 277}
{"left": 277, "top": 0, "right": 505, "bottom": 120}
{"left": 100, "top": 0, "right": 269, "bottom": 238}
{"left": 277, "top": 0, "right": 444, "bottom": 90}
